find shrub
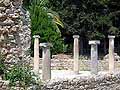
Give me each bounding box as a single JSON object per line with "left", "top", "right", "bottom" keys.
{"left": 3, "top": 64, "right": 40, "bottom": 89}
{"left": 29, "top": 0, "right": 64, "bottom": 55}
{"left": 5, "top": 66, "right": 30, "bottom": 86}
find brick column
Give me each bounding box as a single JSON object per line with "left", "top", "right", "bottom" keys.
{"left": 33, "top": 35, "right": 40, "bottom": 75}
{"left": 89, "top": 40, "right": 100, "bottom": 74}
{"left": 73, "top": 35, "right": 80, "bottom": 74}
{"left": 40, "top": 43, "right": 52, "bottom": 81}
{"left": 108, "top": 35, "right": 115, "bottom": 73}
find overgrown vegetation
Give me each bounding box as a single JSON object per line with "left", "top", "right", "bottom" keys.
{"left": 2, "top": 59, "right": 41, "bottom": 89}
{"left": 0, "top": 52, "right": 41, "bottom": 89}
{"left": 4, "top": 65, "right": 36, "bottom": 88}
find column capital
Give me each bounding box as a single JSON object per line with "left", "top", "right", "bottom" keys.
{"left": 89, "top": 40, "right": 100, "bottom": 45}
{"left": 33, "top": 35, "right": 40, "bottom": 39}
{"left": 40, "top": 43, "right": 53, "bottom": 48}
{"left": 108, "top": 35, "right": 115, "bottom": 39}
{"left": 73, "top": 35, "right": 79, "bottom": 39}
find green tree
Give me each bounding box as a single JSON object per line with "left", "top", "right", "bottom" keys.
{"left": 48, "top": 0, "right": 120, "bottom": 39}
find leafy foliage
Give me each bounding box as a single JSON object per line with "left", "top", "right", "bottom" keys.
{"left": 1, "top": 55, "right": 41, "bottom": 89}
{"left": 4, "top": 65, "right": 36, "bottom": 87}
{"left": 48, "top": 0, "right": 120, "bottom": 39}
{"left": 29, "top": 0, "right": 64, "bottom": 54}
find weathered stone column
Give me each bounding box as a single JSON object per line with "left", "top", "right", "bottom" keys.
{"left": 73, "top": 35, "right": 80, "bottom": 74}
{"left": 40, "top": 43, "right": 52, "bottom": 81}
{"left": 89, "top": 40, "right": 100, "bottom": 74}
{"left": 108, "top": 35, "right": 115, "bottom": 73}
{"left": 33, "top": 35, "right": 40, "bottom": 75}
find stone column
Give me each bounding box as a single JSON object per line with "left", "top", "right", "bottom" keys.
{"left": 40, "top": 43, "right": 52, "bottom": 81}
{"left": 33, "top": 35, "right": 40, "bottom": 75}
{"left": 108, "top": 35, "right": 115, "bottom": 73}
{"left": 89, "top": 40, "right": 100, "bottom": 74}
{"left": 73, "top": 35, "right": 80, "bottom": 74}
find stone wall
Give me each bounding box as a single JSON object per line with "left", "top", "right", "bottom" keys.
{"left": 38, "top": 58, "right": 73, "bottom": 70}
{"left": 0, "top": 0, "right": 31, "bottom": 64}
{"left": 42, "top": 73, "right": 120, "bottom": 90}
{"left": 38, "top": 58, "right": 120, "bottom": 71}
{"left": 0, "top": 80, "right": 9, "bottom": 90}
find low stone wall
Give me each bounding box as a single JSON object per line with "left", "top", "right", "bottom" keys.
{"left": 38, "top": 58, "right": 73, "bottom": 70}
{"left": 42, "top": 73, "right": 120, "bottom": 90}
{"left": 38, "top": 58, "right": 120, "bottom": 71}
{"left": 0, "top": 80, "right": 9, "bottom": 90}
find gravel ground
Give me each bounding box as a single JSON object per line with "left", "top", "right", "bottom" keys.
{"left": 39, "top": 70, "right": 109, "bottom": 80}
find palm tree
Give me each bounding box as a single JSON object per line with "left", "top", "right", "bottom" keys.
{"left": 29, "top": 0, "right": 64, "bottom": 33}
{"left": 47, "top": 10, "right": 64, "bottom": 33}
